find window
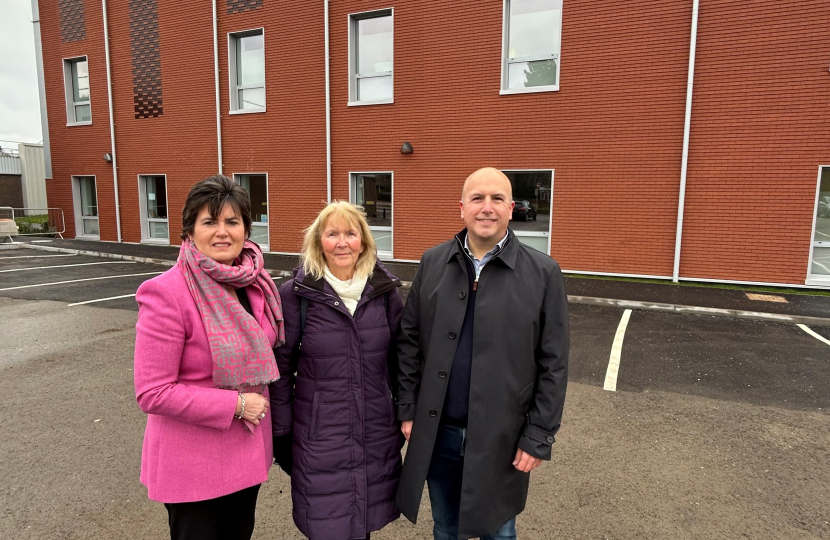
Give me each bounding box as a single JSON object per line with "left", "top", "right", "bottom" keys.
{"left": 72, "top": 176, "right": 98, "bottom": 238}
{"left": 808, "top": 167, "right": 830, "bottom": 284}
{"left": 64, "top": 57, "right": 91, "bottom": 124}
{"left": 229, "top": 29, "right": 265, "bottom": 112}
{"left": 139, "top": 175, "right": 169, "bottom": 243}
{"left": 351, "top": 172, "right": 392, "bottom": 258}
{"left": 501, "top": 0, "right": 562, "bottom": 93}
{"left": 504, "top": 170, "right": 553, "bottom": 254}
{"left": 235, "top": 174, "right": 269, "bottom": 251}
{"left": 349, "top": 10, "right": 393, "bottom": 104}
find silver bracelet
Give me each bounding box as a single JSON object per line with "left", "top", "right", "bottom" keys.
{"left": 235, "top": 392, "right": 246, "bottom": 419}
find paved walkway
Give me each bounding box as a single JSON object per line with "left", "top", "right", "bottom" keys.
{"left": 8, "top": 237, "right": 830, "bottom": 326}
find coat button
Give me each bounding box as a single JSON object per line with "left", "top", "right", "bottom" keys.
{"left": 334, "top": 301, "right": 340, "bottom": 306}
{"left": 293, "top": 286, "right": 298, "bottom": 291}
{"left": 546, "top": 436, "right": 554, "bottom": 443}
{"left": 459, "top": 291, "right": 466, "bottom": 299}
{"left": 448, "top": 332, "right": 456, "bottom": 339}
{"left": 429, "top": 409, "right": 438, "bottom": 417}
{"left": 438, "top": 370, "right": 447, "bottom": 378}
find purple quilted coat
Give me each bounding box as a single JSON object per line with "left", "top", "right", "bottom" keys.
{"left": 269, "top": 261, "right": 405, "bottom": 540}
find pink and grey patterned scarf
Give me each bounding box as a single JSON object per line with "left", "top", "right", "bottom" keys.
{"left": 178, "top": 238, "right": 284, "bottom": 392}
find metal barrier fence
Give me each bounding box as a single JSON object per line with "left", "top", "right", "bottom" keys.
{"left": 0, "top": 207, "right": 66, "bottom": 242}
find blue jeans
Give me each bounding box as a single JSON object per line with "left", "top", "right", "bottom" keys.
{"left": 426, "top": 424, "right": 517, "bottom": 540}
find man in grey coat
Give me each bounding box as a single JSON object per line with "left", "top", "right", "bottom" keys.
{"left": 394, "top": 167, "right": 569, "bottom": 540}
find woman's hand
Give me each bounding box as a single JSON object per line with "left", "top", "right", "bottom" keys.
{"left": 236, "top": 392, "right": 269, "bottom": 425}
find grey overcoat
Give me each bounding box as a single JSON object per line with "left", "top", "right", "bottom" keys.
{"left": 394, "top": 229, "right": 569, "bottom": 539}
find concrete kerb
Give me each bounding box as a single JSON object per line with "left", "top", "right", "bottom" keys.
{"left": 9, "top": 242, "right": 830, "bottom": 328}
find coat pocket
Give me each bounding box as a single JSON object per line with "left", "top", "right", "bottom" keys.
{"left": 309, "top": 391, "right": 321, "bottom": 440}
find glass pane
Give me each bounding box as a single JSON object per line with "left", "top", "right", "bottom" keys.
{"left": 239, "top": 175, "right": 268, "bottom": 223}
{"left": 505, "top": 171, "right": 552, "bottom": 235}
{"left": 357, "top": 76, "right": 392, "bottom": 102}
{"left": 79, "top": 177, "right": 97, "bottom": 217}
{"left": 508, "top": 0, "right": 562, "bottom": 59}
{"left": 508, "top": 59, "right": 557, "bottom": 89}
{"left": 74, "top": 104, "right": 91, "bottom": 122}
{"left": 357, "top": 15, "right": 393, "bottom": 75}
{"left": 71, "top": 59, "right": 90, "bottom": 102}
{"left": 149, "top": 221, "right": 169, "bottom": 239}
{"left": 354, "top": 174, "right": 391, "bottom": 227}
{"left": 250, "top": 224, "right": 269, "bottom": 247}
{"left": 145, "top": 176, "right": 167, "bottom": 219}
{"left": 83, "top": 218, "right": 99, "bottom": 236}
{"left": 237, "top": 33, "right": 265, "bottom": 86}
{"left": 811, "top": 247, "right": 830, "bottom": 276}
{"left": 371, "top": 228, "right": 392, "bottom": 254}
{"left": 239, "top": 87, "right": 265, "bottom": 109}
{"left": 514, "top": 234, "right": 549, "bottom": 254}
{"left": 814, "top": 168, "right": 830, "bottom": 243}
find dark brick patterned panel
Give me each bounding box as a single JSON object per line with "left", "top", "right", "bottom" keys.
{"left": 227, "top": 0, "right": 263, "bottom": 15}
{"left": 130, "top": 0, "right": 164, "bottom": 119}
{"left": 58, "top": 0, "right": 86, "bottom": 43}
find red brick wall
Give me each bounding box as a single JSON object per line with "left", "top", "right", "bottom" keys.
{"left": 40, "top": 0, "right": 113, "bottom": 240}
{"left": 328, "top": 0, "right": 692, "bottom": 272}
{"left": 108, "top": 0, "right": 219, "bottom": 244}
{"left": 681, "top": 0, "right": 830, "bottom": 284}
{"left": 218, "top": 0, "right": 328, "bottom": 253}
{"left": 38, "top": 0, "right": 830, "bottom": 284}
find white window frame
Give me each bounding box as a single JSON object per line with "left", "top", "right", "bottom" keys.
{"left": 499, "top": 0, "right": 562, "bottom": 95}
{"left": 228, "top": 28, "right": 266, "bottom": 114}
{"left": 349, "top": 171, "right": 393, "bottom": 259}
{"left": 71, "top": 175, "right": 99, "bottom": 239}
{"left": 502, "top": 168, "right": 554, "bottom": 255}
{"left": 63, "top": 56, "right": 92, "bottom": 125}
{"left": 138, "top": 174, "right": 170, "bottom": 244}
{"left": 806, "top": 165, "right": 830, "bottom": 286}
{"left": 233, "top": 172, "right": 270, "bottom": 252}
{"left": 348, "top": 9, "right": 394, "bottom": 106}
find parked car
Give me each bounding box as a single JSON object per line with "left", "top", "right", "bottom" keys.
{"left": 512, "top": 200, "right": 537, "bottom": 221}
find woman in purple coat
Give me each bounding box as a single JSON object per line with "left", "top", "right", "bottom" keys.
{"left": 269, "top": 201, "right": 405, "bottom": 540}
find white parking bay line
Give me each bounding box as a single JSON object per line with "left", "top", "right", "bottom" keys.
{"left": 0, "top": 254, "right": 76, "bottom": 259}
{"left": 0, "top": 261, "right": 135, "bottom": 273}
{"left": 797, "top": 324, "right": 830, "bottom": 347}
{"left": 604, "top": 309, "right": 633, "bottom": 392}
{"left": 0, "top": 272, "right": 163, "bottom": 292}
{"left": 68, "top": 294, "right": 137, "bottom": 307}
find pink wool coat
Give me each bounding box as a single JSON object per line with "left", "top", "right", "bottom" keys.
{"left": 134, "top": 266, "right": 276, "bottom": 503}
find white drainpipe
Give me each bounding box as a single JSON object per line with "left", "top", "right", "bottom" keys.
{"left": 325, "top": 0, "right": 331, "bottom": 202}
{"left": 212, "top": 0, "right": 223, "bottom": 174}
{"left": 102, "top": 0, "right": 122, "bottom": 242}
{"left": 673, "top": 0, "right": 700, "bottom": 282}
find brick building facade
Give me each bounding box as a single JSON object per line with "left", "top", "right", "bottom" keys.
{"left": 35, "top": 0, "right": 830, "bottom": 287}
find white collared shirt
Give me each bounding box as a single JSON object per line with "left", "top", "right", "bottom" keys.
{"left": 463, "top": 231, "right": 509, "bottom": 280}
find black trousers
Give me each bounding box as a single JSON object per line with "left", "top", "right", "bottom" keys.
{"left": 164, "top": 484, "right": 261, "bottom": 540}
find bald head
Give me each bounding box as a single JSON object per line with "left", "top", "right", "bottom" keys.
{"left": 461, "top": 167, "right": 513, "bottom": 203}
{"left": 459, "top": 167, "right": 515, "bottom": 254}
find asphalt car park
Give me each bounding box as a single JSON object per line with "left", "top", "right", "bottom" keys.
{"left": 1, "top": 245, "right": 829, "bottom": 539}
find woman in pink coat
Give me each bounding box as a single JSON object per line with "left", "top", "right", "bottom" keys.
{"left": 134, "top": 175, "right": 284, "bottom": 540}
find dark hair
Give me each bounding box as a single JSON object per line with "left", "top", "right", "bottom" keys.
{"left": 180, "top": 175, "right": 252, "bottom": 240}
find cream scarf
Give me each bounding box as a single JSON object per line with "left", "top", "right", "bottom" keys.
{"left": 324, "top": 266, "right": 368, "bottom": 316}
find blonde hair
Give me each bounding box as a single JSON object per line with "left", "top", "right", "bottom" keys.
{"left": 302, "top": 200, "right": 377, "bottom": 280}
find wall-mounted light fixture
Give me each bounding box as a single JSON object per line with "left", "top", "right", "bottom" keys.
{"left": 400, "top": 141, "right": 413, "bottom": 154}
{"left": 103, "top": 153, "right": 113, "bottom": 162}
